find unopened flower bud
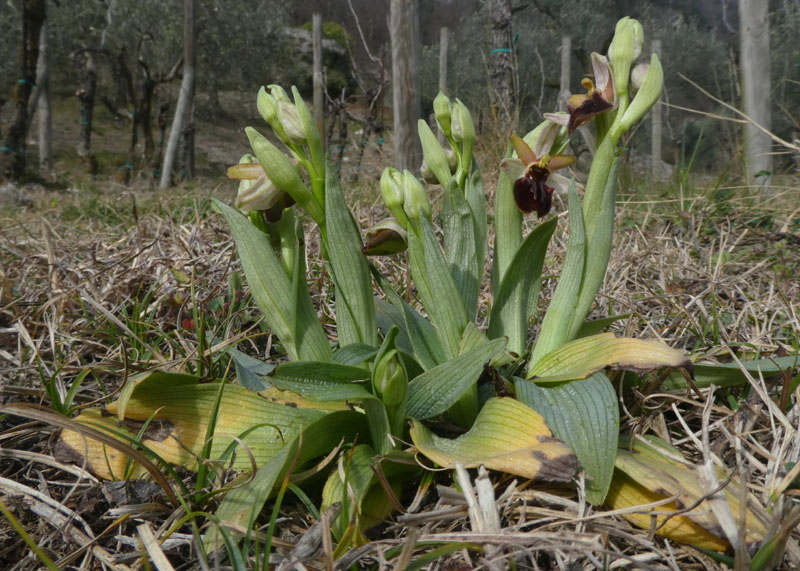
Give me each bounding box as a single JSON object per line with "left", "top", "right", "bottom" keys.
{"left": 277, "top": 101, "right": 306, "bottom": 145}
{"left": 433, "top": 92, "right": 453, "bottom": 138}
{"left": 402, "top": 170, "right": 432, "bottom": 223}
{"left": 257, "top": 86, "right": 277, "bottom": 125}
{"left": 630, "top": 61, "right": 650, "bottom": 95}
{"left": 451, "top": 99, "right": 475, "bottom": 144}
{"left": 380, "top": 167, "right": 409, "bottom": 228}
{"left": 608, "top": 17, "right": 644, "bottom": 96}
{"left": 268, "top": 84, "right": 291, "bottom": 104}
{"left": 619, "top": 53, "right": 663, "bottom": 132}
{"left": 418, "top": 118, "right": 452, "bottom": 185}
{"left": 236, "top": 174, "right": 286, "bottom": 212}
{"left": 373, "top": 349, "right": 407, "bottom": 407}
{"left": 362, "top": 218, "right": 408, "bottom": 256}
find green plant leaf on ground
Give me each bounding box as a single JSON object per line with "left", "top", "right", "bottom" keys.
{"left": 407, "top": 337, "right": 507, "bottom": 419}
{"left": 488, "top": 217, "right": 557, "bottom": 357}
{"left": 516, "top": 373, "right": 618, "bottom": 504}
{"left": 215, "top": 200, "right": 331, "bottom": 362}
{"left": 410, "top": 397, "right": 577, "bottom": 482}
{"left": 270, "top": 361, "right": 374, "bottom": 401}
{"left": 530, "top": 180, "right": 585, "bottom": 365}
{"left": 527, "top": 332, "right": 692, "bottom": 382}
{"left": 443, "top": 180, "right": 480, "bottom": 321}
{"left": 207, "top": 411, "right": 370, "bottom": 547}
{"left": 325, "top": 166, "right": 378, "bottom": 347}
{"left": 408, "top": 216, "right": 469, "bottom": 360}
{"left": 661, "top": 354, "right": 800, "bottom": 391}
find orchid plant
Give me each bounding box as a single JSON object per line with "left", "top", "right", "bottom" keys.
{"left": 55, "top": 17, "right": 780, "bottom": 559}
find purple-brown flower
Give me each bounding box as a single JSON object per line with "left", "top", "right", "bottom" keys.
{"left": 501, "top": 134, "right": 575, "bottom": 217}
{"left": 562, "top": 53, "right": 617, "bottom": 135}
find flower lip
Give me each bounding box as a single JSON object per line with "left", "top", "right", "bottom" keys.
{"left": 502, "top": 134, "right": 576, "bottom": 217}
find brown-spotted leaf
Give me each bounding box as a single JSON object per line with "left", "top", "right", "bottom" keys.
{"left": 410, "top": 397, "right": 577, "bottom": 482}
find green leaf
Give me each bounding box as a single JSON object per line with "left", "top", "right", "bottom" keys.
{"left": 661, "top": 354, "right": 800, "bottom": 391}
{"left": 531, "top": 180, "right": 585, "bottom": 365}
{"left": 215, "top": 200, "right": 331, "bottom": 362}
{"left": 488, "top": 217, "right": 557, "bottom": 356}
{"left": 443, "top": 180, "right": 479, "bottom": 321}
{"left": 332, "top": 344, "right": 378, "bottom": 366}
{"left": 491, "top": 165, "right": 522, "bottom": 295}
{"left": 527, "top": 332, "right": 692, "bottom": 382}
{"left": 321, "top": 444, "right": 397, "bottom": 540}
{"left": 465, "top": 166, "right": 487, "bottom": 294}
{"left": 375, "top": 298, "right": 413, "bottom": 355}
{"left": 271, "top": 361, "right": 374, "bottom": 401}
{"left": 410, "top": 397, "right": 577, "bottom": 482}
{"left": 408, "top": 217, "right": 468, "bottom": 359}
{"left": 291, "top": 239, "right": 334, "bottom": 362}
{"left": 407, "top": 337, "right": 506, "bottom": 419}
{"left": 325, "top": 167, "right": 377, "bottom": 347}
{"left": 208, "top": 411, "right": 369, "bottom": 546}
{"left": 229, "top": 347, "right": 274, "bottom": 391}
{"left": 373, "top": 279, "right": 444, "bottom": 370}
{"left": 569, "top": 159, "right": 618, "bottom": 340}
{"left": 576, "top": 314, "right": 630, "bottom": 338}
{"left": 516, "top": 373, "right": 618, "bottom": 504}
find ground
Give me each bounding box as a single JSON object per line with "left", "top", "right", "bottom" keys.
{"left": 1, "top": 92, "right": 800, "bottom": 569}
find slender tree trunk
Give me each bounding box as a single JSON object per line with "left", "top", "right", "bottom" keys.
{"left": 558, "top": 35, "right": 571, "bottom": 112}
{"left": 160, "top": 0, "right": 196, "bottom": 188}
{"left": 651, "top": 39, "right": 663, "bottom": 178}
{"left": 438, "top": 27, "right": 449, "bottom": 143}
{"left": 37, "top": 20, "right": 52, "bottom": 173}
{"left": 312, "top": 13, "right": 324, "bottom": 145}
{"left": 390, "top": 0, "right": 421, "bottom": 172}
{"left": 2, "top": 0, "right": 46, "bottom": 180}
{"left": 739, "top": 0, "right": 772, "bottom": 187}
{"left": 487, "top": 0, "right": 515, "bottom": 134}
{"left": 75, "top": 50, "right": 98, "bottom": 173}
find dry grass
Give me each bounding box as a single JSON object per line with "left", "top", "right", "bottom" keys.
{"left": 1, "top": 103, "right": 800, "bottom": 569}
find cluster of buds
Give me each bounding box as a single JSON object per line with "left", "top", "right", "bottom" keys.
{"left": 379, "top": 167, "right": 432, "bottom": 229}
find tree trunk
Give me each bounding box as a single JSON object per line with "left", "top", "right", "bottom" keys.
{"left": 1, "top": 0, "right": 46, "bottom": 180}
{"left": 558, "top": 35, "right": 571, "bottom": 112}
{"left": 37, "top": 19, "right": 52, "bottom": 173}
{"left": 390, "top": 0, "right": 421, "bottom": 172}
{"left": 160, "top": 0, "right": 196, "bottom": 188}
{"left": 739, "top": 0, "right": 772, "bottom": 187}
{"left": 487, "top": 0, "right": 515, "bottom": 134}
{"left": 75, "top": 49, "right": 98, "bottom": 173}
{"left": 312, "top": 13, "right": 324, "bottom": 145}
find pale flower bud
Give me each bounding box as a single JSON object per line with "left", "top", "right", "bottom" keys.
{"left": 630, "top": 61, "right": 650, "bottom": 95}
{"left": 277, "top": 101, "right": 306, "bottom": 145}
{"left": 235, "top": 175, "right": 285, "bottom": 212}
{"left": 433, "top": 92, "right": 453, "bottom": 138}
{"left": 257, "top": 86, "right": 277, "bottom": 125}
{"left": 608, "top": 17, "right": 644, "bottom": 96}
{"left": 451, "top": 99, "right": 475, "bottom": 144}
{"left": 402, "top": 170, "right": 432, "bottom": 223}
{"left": 380, "top": 167, "right": 409, "bottom": 228}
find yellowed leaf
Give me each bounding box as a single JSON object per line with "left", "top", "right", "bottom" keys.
{"left": 410, "top": 397, "right": 577, "bottom": 482}
{"left": 527, "top": 332, "right": 692, "bottom": 382}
